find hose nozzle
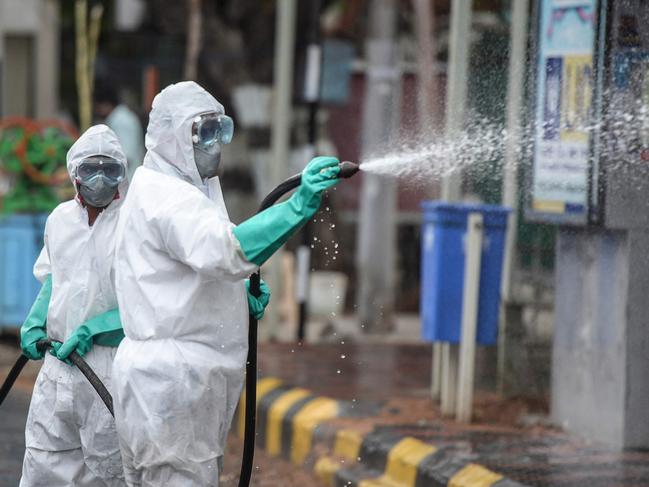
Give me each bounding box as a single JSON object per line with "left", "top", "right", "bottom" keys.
{"left": 338, "top": 161, "right": 360, "bottom": 179}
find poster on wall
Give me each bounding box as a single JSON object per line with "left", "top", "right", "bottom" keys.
{"left": 529, "top": 0, "right": 598, "bottom": 223}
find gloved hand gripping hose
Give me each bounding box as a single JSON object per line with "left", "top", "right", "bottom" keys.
{"left": 238, "top": 161, "right": 358, "bottom": 487}
{"left": 0, "top": 339, "right": 114, "bottom": 417}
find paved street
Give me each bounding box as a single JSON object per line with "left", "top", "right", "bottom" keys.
{"left": 0, "top": 341, "right": 327, "bottom": 487}
{"left": 255, "top": 343, "right": 649, "bottom": 487}
{"left": 3, "top": 341, "right": 649, "bottom": 486}
{"left": 0, "top": 392, "right": 29, "bottom": 487}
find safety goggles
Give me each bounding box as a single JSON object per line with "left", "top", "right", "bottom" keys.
{"left": 76, "top": 156, "right": 125, "bottom": 185}
{"left": 192, "top": 113, "right": 234, "bottom": 148}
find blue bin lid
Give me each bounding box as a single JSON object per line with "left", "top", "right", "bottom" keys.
{"left": 421, "top": 201, "right": 511, "bottom": 228}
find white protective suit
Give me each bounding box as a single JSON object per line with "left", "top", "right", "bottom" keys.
{"left": 112, "top": 81, "right": 257, "bottom": 486}
{"left": 21, "top": 124, "right": 128, "bottom": 487}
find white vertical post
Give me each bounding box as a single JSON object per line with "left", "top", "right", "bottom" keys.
{"left": 456, "top": 213, "right": 483, "bottom": 422}
{"left": 498, "top": 0, "right": 529, "bottom": 394}
{"left": 440, "top": 343, "right": 458, "bottom": 414}
{"left": 35, "top": 0, "right": 59, "bottom": 118}
{"left": 271, "top": 0, "right": 297, "bottom": 189}
{"left": 267, "top": 0, "right": 297, "bottom": 336}
{"left": 440, "top": 0, "right": 472, "bottom": 415}
{"left": 441, "top": 0, "right": 472, "bottom": 201}
{"left": 356, "top": 0, "right": 399, "bottom": 333}
{"left": 431, "top": 342, "right": 442, "bottom": 399}
{"left": 412, "top": 0, "right": 441, "bottom": 401}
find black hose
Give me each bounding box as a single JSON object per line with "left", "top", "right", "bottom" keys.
{"left": 67, "top": 350, "right": 114, "bottom": 416}
{"left": 237, "top": 176, "right": 301, "bottom": 487}
{"left": 237, "top": 161, "right": 359, "bottom": 487}
{"left": 0, "top": 340, "right": 114, "bottom": 417}
{"left": 0, "top": 354, "right": 29, "bottom": 406}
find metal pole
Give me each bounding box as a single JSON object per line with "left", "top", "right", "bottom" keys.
{"left": 441, "top": 0, "right": 472, "bottom": 201}
{"left": 498, "top": 0, "right": 529, "bottom": 394}
{"left": 356, "top": 0, "right": 400, "bottom": 333}
{"left": 75, "top": 0, "right": 91, "bottom": 131}
{"left": 184, "top": 0, "right": 202, "bottom": 80}
{"left": 456, "top": 213, "right": 483, "bottom": 423}
{"left": 413, "top": 0, "right": 438, "bottom": 128}
{"left": 36, "top": 0, "right": 60, "bottom": 119}
{"left": 440, "top": 0, "right": 472, "bottom": 417}
{"left": 412, "top": 0, "right": 442, "bottom": 400}
{"left": 296, "top": 0, "right": 322, "bottom": 342}
{"left": 269, "top": 0, "right": 298, "bottom": 335}
{"left": 271, "top": 0, "right": 297, "bottom": 188}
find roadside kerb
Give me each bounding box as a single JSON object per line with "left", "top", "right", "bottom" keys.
{"left": 235, "top": 377, "right": 529, "bottom": 487}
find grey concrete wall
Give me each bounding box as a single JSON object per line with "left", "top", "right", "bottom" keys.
{"left": 552, "top": 228, "right": 649, "bottom": 449}
{"left": 623, "top": 231, "right": 649, "bottom": 447}
{"left": 553, "top": 229, "right": 627, "bottom": 447}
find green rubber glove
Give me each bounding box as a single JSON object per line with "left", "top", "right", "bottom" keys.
{"left": 48, "top": 341, "right": 70, "bottom": 365}
{"left": 20, "top": 275, "right": 52, "bottom": 360}
{"left": 55, "top": 308, "right": 124, "bottom": 362}
{"left": 246, "top": 278, "right": 271, "bottom": 320}
{"left": 233, "top": 156, "right": 341, "bottom": 266}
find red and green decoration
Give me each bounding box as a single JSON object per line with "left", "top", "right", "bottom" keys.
{"left": 0, "top": 117, "right": 78, "bottom": 214}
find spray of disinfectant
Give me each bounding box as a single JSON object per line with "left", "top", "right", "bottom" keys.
{"left": 358, "top": 121, "right": 518, "bottom": 184}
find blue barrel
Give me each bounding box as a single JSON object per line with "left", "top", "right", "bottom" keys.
{"left": 0, "top": 214, "right": 48, "bottom": 329}
{"left": 420, "top": 202, "right": 510, "bottom": 345}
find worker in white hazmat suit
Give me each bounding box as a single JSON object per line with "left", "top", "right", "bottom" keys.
{"left": 112, "top": 81, "right": 340, "bottom": 485}
{"left": 19, "top": 124, "right": 128, "bottom": 486}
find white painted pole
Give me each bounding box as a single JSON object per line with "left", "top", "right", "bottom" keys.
{"left": 440, "top": 0, "right": 472, "bottom": 416}
{"left": 432, "top": 342, "right": 442, "bottom": 399}
{"left": 356, "top": 0, "right": 399, "bottom": 333}
{"left": 498, "top": 0, "right": 529, "bottom": 394}
{"left": 271, "top": 0, "right": 297, "bottom": 189}
{"left": 441, "top": 343, "right": 458, "bottom": 414}
{"left": 441, "top": 0, "right": 472, "bottom": 201}
{"left": 412, "top": 0, "right": 442, "bottom": 401}
{"left": 456, "top": 212, "right": 484, "bottom": 422}
{"left": 267, "top": 0, "right": 297, "bottom": 337}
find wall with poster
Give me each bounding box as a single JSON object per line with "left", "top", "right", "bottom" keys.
{"left": 528, "top": 0, "right": 601, "bottom": 224}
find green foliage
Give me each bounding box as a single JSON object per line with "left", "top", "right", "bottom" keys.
{"left": 0, "top": 124, "right": 74, "bottom": 214}
{"left": 0, "top": 127, "right": 26, "bottom": 173}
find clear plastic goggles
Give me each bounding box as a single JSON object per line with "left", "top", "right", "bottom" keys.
{"left": 192, "top": 113, "right": 234, "bottom": 148}
{"left": 76, "top": 156, "right": 125, "bottom": 185}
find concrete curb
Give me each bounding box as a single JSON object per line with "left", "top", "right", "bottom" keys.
{"left": 235, "top": 377, "right": 529, "bottom": 487}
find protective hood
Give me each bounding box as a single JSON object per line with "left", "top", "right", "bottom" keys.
{"left": 143, "top": 81, "right": 224, "bottom": 188}
{"left": 66, "top": 124, "right": 129, "bottom": 206}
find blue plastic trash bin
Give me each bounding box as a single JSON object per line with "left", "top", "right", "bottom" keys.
{"left": 0, "top": 214, "right": 48, "bottom": 329}
{"left": 420, "top": 202, "right": 510, "bottom": 345}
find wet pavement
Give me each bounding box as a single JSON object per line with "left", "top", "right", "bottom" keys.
{"left": 258, "top": 341, "right": 433, "bottom": 401}
{"left": 0, "top": 392, "right": 29, "bottom": 486}
{"left": 3, "top": 340, "right": 649, "bottom": 486}
{"left": 256, "top": 342, "right": 649, "bottom": 487}
{"left": 0, "top": 341, "right": 327, "bottom": 487}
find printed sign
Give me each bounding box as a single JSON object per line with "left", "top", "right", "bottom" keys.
{"left": 531, "top": 0, "right": 597, "bottom": 219}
